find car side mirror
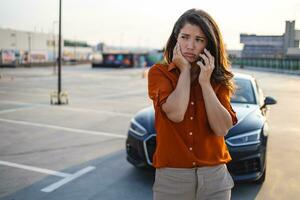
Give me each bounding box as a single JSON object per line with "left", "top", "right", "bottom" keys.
{"left": 261, "top": 96, "right": 277, "bottom": 109}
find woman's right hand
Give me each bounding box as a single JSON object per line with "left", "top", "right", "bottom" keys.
{"left": 172, "top": 43, "right": 191, "bottom": 72}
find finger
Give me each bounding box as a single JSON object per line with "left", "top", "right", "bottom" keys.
{"left": 204, "top": 49, "right": 214, "bottom": 65}
{"left": 197, "top": 60, "right": 207, "bottom": 70}
{"left": 177, "top": 43, "right": 182, "bottom": 55}
{"left": 211, "top": 56, "right": 215, "bottom": 66}
{"left": 199, "top": 53, "right": 209, "bottom": 66}
{"left": 197, "top": 60, "right": 203, "bottom": 68}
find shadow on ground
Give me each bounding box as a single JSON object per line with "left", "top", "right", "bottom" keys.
{"left": 0, "top": 150, "right": 155, "bottom": 200}
{"left": 1, "top": 150, "right": 262, "bottom": 200}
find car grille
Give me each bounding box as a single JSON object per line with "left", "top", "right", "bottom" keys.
{"left": 127, "top": 145, "right": 142, "bottom": 161}
{"left": 228, "top": 158, "right": 261, "bottom": 175}
{"left": 143, "top": 134, "right": 156, "bottom": 165}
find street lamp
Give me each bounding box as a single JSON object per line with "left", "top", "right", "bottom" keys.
{"left": 50, "top": 0, "right": 68, "bottom": 105}
{"left": 27, "top": 32, "right": 31, "bottom": 67}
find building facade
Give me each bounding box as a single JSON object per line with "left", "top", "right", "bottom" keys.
{"left": 0, "top": 27, "right": 92, "bottom": 65}
{"left": 240, "top": 21, "right": 300, "bottom": 58}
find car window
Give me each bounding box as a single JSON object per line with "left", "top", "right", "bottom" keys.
{"left": 231, "top": 78, "right": 256, "bottom": 104}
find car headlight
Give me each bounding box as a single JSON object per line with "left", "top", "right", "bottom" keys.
{"left": 226, "top": 129, "right": 261, "bottom": 147}
{"left": 129, "top": 118, "right": 147, "bottom": 136}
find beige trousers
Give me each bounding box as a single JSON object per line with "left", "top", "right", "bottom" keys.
{"left": 153, "top": 164, "right": 234, "bottom": 200}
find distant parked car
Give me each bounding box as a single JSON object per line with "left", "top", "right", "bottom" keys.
{"left": 91, "top": 52, "right": 103, "bottom": 68}
{"left": 126, "top": 73, "right": 277, "bottom": 184}
{"left": 0, "top": 49, "right": 16, "bottom": 67}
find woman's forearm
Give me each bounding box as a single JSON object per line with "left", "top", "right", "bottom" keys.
{"left": 162, "top": 69, "right": 191, "bottom": 122}
{"left": 201, "top": 83, "right": 232, "bottom": 136}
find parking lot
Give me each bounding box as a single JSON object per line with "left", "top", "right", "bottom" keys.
{"left": 1, "top": 64, "right": 300, "bottom": 200}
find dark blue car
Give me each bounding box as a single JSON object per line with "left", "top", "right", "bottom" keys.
{"left": 126, "top": 73, "right": 276, "bottom": 184}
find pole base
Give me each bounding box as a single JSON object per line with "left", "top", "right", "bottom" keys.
{"left": 50, "top": 91, "right": 69, "bottom": 105}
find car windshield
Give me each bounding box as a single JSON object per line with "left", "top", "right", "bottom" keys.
{"left": 231, "top": 78, "right": 256, "bottom": 104}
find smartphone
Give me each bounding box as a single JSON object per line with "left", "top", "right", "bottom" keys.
{"left": 197, "top": 56, "right": 205, "bottom": 65}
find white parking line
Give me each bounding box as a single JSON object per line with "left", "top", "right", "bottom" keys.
{"left": 0, "top": 160, "right": 95, "bottom": 193}
{"left": 58, "top": 107, "right": 132, "bottom": 117}
{"left": 0, "top": 105, "right": 40, "bottom": 114}
{"left": 0, "top": 118, "right": 127, "bottom": 139}
{"left": 41, "top": 166, "right": 95, "bottom": 193}
{"left": 0, "top": 100, "right": 133, "bottom": 117}
{"left": 0, "top": 100, "right": 42, "bottom": 105}
{"left": 0, "top": 160, "right": 70, "bottom": 177}
{"left": 95, "top": 90, "right": 146, "bottom": 99}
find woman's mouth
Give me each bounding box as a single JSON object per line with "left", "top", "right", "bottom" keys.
{"left": 183, "top": 53, "right": 196, "bottom": 59}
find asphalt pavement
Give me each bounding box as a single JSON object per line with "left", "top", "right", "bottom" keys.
{"left": 0, "top": 64, "right": 299, "bottom": 200}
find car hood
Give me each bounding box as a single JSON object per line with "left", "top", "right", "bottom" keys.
{"left": 227, "top": 103, "right": 265, "bottom": 137}
{"left": 133, "top": 103, "right": 265, "bottom": 138}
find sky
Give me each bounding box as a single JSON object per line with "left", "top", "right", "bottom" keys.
{"left": 0, "top": 0, "right": 299, "bottom": 50}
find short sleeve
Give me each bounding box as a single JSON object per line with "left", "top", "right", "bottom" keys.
{"left": 148, "top": 65, "right": 173, "bottom": 108}
{"left": 217, "top": 85, "right": 238, "bottom": 125}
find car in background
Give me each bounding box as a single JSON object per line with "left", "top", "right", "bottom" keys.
{"left": 0, "top": 49, "right": 16, "bottom": 67}
{"left": 91, "top": 52, "right": 138, "bottom": 68}
{"left": 126, "top": 73, "right": 277, "bottom": 184}
{"left": 90, "top": 52, "right": 104, "bottom": 68}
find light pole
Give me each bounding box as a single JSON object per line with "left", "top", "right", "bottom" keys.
{"left": 58, "top": 0, "right": 62, "bottom": 104}
{"left": 50, "top": 0, "right": 68, "bottom": 105}
{"left": 28, "top": 32, "right": 31, "bottom": 67}
{"left": 11, "top": 31, "right": 18, "bottom": 66}
{"left": 74, "top": 36, "right": 77, "bottom": 63}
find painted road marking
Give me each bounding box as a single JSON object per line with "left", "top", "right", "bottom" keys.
{"left": 0, "top": 118, "right": 127, "bottom": 139}
{"left": 0, "top": 160, "right": 95, "bottom": 193}
{"left": 95, "top": 90, "right": 146, "bottom": 99}
{"left": 0, "top": 100, "right": 133, "bottom": 117}
{"left": 0, "top": 105, "right": 40, "bottom": 114}
{"left": 0, "top": 100, "right": 49, "bottom": 106}
{"left": 41, "top": 166, "right": 95, "bottom": 193}
{"left": 60, "top": 107, "right": 132, "bottom": 117}
{"left": 0, "top": 160, "right": 70, "bottom": 177}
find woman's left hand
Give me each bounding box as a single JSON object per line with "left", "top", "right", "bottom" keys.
{"left": 197, "top": 48, "right": 215, "bottom": 86}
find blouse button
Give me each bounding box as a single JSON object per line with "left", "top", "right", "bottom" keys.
{"left": 189, "top": 132, "right": 193, "bottom": 136}
{"left": 189, "top": 147, "right": 193, "bottom": 151}
{"left": 192, "top": 162, "right": 196, "bottom": 166}
{"left": 191, "top": 101, "right": 194, "bottom": 105}
{"left": 190, "top": 116, "right": 194, "bottom": 120}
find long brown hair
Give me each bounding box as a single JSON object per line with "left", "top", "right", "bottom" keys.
{"left": 164, "top": 9, "right": 235, "bottom": 93}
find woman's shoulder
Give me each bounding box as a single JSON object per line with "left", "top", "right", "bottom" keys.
{"left": 150, "top": 63, "right": 169, "bottom": 71}
{"left": 148, "top": 63, "right": 170, "bottom": 76}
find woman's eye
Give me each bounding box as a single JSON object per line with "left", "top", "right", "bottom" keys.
{"left": 196, "top": 38, "right": 204, "bottom": 43}
{"left": 181, "top": 36, "right": 187, "bottom": 39}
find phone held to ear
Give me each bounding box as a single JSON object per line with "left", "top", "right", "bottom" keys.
{"left": 197, "top": 57, "right": 205, "bottom": 65}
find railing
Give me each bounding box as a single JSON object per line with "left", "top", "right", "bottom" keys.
{"left": 231, "top": 57, "right": 300, "bottom": 75}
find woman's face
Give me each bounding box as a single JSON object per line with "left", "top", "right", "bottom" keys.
{"left": 177, "top": 23, "right": 207, "bottom": 63}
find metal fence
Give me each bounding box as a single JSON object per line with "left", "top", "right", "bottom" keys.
{"left": 231, "top": 57, "right": 300, "bottom": 74}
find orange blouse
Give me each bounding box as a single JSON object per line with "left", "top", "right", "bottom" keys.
{"left": 148, "top": 63, "right": 238, "bottom": 168}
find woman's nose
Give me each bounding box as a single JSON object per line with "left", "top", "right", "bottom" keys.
{"left": 186, "top": 40, "right": 195, "bottom": 50}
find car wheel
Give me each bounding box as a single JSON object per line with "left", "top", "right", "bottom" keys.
{"left": 255, "top": 168, "right": 266, "bottom": 184}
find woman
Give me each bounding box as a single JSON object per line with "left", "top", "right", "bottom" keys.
{"left": 148, "top": 9, "right": 238, "bottom": 200}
